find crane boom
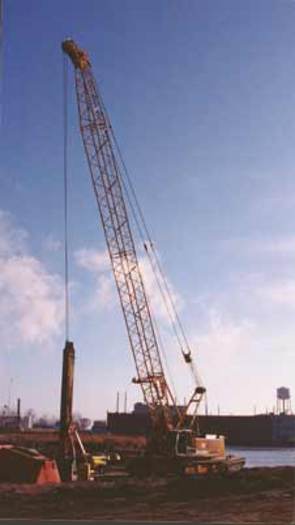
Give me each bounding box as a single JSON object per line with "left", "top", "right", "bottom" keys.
{"left": 62, "top": 39, "right": 177, "bottom": 431}
{"left": 61, "top": 39, "right": 246, "bottom": 476}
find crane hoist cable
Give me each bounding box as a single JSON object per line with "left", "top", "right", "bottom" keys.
{"left": 62, "top": 39, "right": 211, "bottom": 439}
{"left": 101, "top": 100, "right": 195, "bottom": 348}
{"left": 63, "top": 53, "right": 70, "bottom": 342}
{"left": 63, "top": 64, "right": 176, "bottom": 397}
{"left": 93, "top": 87, "right": 187, "bottom": 393}
{"left": 117, "top": 173, "right": 184, "bottom": 391}
{"left": 0, "top": 0, "right": 3, "bottom": 128}
{"left": 113, "top": 150, "right": 193, "bottom": 391}
{"left": 100, "top": 96, "right": 204, "bottom": 388}
{"left": 145, "top": 283, "right": 178, "bottom": 400}
{"left": 62, "top": 39, "right": 180, "bottom": 430}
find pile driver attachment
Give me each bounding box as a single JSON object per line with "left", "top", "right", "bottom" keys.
{"left": 59, "top": 341, "right": 91, "bottom": 480}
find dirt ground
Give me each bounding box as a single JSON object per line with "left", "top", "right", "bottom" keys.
{"left": 0, "top": 467, "right": 293, "bottom": 523}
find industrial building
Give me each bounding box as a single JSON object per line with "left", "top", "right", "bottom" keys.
{"left": 107, "top": 403, "right": 295, "bottom": 446}
{"left": 0, "top": 400, "right": 31, "bottom": 431}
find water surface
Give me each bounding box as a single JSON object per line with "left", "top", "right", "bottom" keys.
{"left": 228, "top": 446, "right": 295, "bottom": 467}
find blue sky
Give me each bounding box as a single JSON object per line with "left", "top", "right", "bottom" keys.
{"left": 0, "top": 0, "right": 294, "bottom": 420}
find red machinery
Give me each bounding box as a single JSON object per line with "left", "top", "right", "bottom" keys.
{"left": 0, "top": 445, "right": 60, "bottom": 484}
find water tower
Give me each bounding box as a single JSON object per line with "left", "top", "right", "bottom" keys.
{"left": 276, "top": 387, "right": 291, "bottom": 414}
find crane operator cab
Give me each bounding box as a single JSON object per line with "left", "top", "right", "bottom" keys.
{"left": 168, "top": 429, "right": 226, "bottom": 460}
{"left": 167, "top": 429, "right": 194, "bottom": 456}
{"left": 175, "top": 430, "right": 194, "bottom": 455}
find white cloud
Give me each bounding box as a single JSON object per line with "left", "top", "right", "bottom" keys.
{"left": 185, "top": 310, "right": 272, "bottom": 414}
{"left": 195, "top": 309, "right": 255, "bottom": 359}
{"left": 75, "top": 246, "right": 183, "bottom": 323}
{"left": 88, "top": 274, "right": 115, "bottom": 312}
{"left": 68, "top": 239, "right": 295, "bottom": 415}
{"left": 257, "top": 279, "right": 295, "bottom": 308}
{"left": 0, "top": 210, "right": 27, "bottom": 256}
{"left": 75, "top": 248, "right": 110, "bottom": 273}
{"left": 138, "top": 255, "right": 183, "bottom": 324}
{"left": 261, "top": 237, "right": 295, "bottom": 255}
{"left": 224, "top": 271, "right": 295, "bottom": 312}
{"left": 182, "top": 267, "right": 295, "bottom": 414}
{"left": 75, "top": 247, "right": 115, "bottom": 311}
{"left": 219, "top": 235, "right": 295, "bottom": 258}
{"left": 0, "top": 212, "right": 64, "bottom": 347}
{"left": 43, "top": 234, "right": 62, "bottom": 253}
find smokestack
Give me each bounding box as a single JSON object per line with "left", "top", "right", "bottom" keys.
{"left": 17, "top": 398, "right": 21, "bottom": 427}
{"left": 205, "top": 392, "right": 208, "bottom": 416}
{"left": 124, "top": 391, "right": 127, "bottom": 413}
{"left": 116, "top": 391, "right": 120, "bottom": 413}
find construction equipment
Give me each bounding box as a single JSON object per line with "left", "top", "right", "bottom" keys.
{"left": 0, "top": 445, "right": 60, "bottom": 484}
{"left": 59, "top": 341, "right": 91, "bottom": 480}
{"left": 62, "top": 39, "right": 245, "bottom": 475}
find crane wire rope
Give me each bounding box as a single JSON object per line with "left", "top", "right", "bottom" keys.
{"left": 93, "top": 85, "right": 180, "bottom": 396}
{"left": 0, "top": 0, "right": 3, "bottom": 129}
{"left": 99, "top": 95, "right": 204, "bottom": 387}
{"left": 63, "top": 53, "right": 70, "bottom": 342}
{"left": 101, "top": 98, "right": 193, "bottom": 349}
{"left": 112, "top": 129, "right": 204, "bottom": 389}
{"left": 145, "top": 286, "right": 178, "bottom": 401}
{"left": 118, "top": 157, "right": 204, "bottom": 390}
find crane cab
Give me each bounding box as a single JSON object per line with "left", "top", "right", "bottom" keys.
{"left": 168, "top": 429, "right": 226, "bottom": 459}
{"left": 166, "top": 429, "right": 193, "bottom": 456}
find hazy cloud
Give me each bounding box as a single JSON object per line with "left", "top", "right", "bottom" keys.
{"left": 0, "top": 212, "right": 64, "bottom": 347}
{"left": 43, "top": 234, "right": 62, "bottom": 253}
{"left": 138, "top": 255, "right": 183, "bottom": 324}
{"left": 195, "top": 309, "right": 255, "bottom": 359}
{"left": 257, "top": 279, "right": 295, "bottom": 308}
{"left": 0, "top": 211, "right": 28, "bottom": 256}
{"left": 219, "top": 235, "right": 295, "bottom": 258}
{"left": 75, "top": 246, "right": 183, "bottom": 323}
{"left": 75, "top": 248, "right": 110, "bottom": 273}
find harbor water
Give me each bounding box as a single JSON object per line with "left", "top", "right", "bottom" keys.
{"left": 228, "top": 446, "right": 295, "bottom": 467}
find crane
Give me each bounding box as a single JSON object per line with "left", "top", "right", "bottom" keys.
{"left": 62, "top": 39, "right": 245, "bottom": 475}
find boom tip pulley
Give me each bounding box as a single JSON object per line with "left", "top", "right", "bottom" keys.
{"left": 62, "top": 38, "right": 90, "bottom": 70}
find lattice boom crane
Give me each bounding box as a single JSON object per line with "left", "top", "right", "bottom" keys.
{"left": 62, "top": 39, "right": 246, "bottom": 475}
{"left": 62, "top": 39, "right": 178, "bottom": 436}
